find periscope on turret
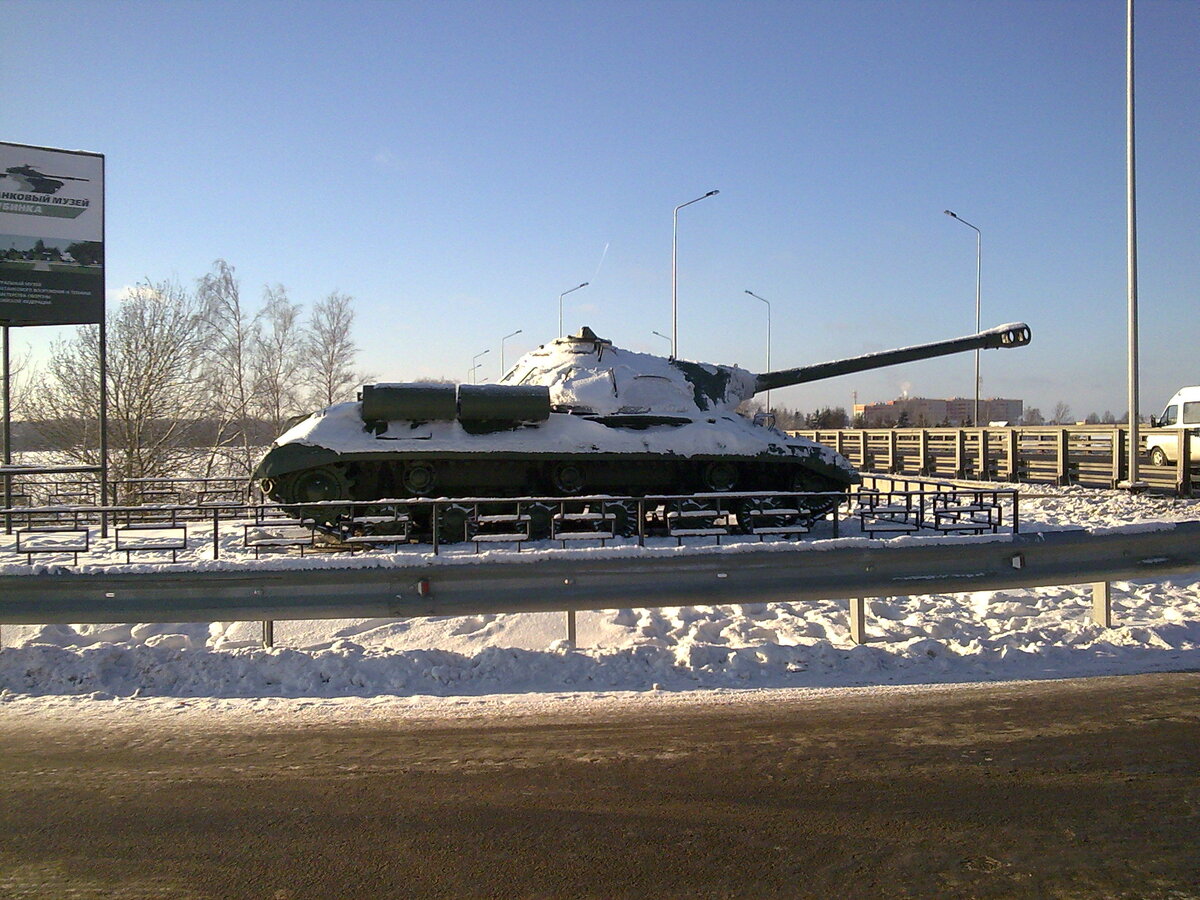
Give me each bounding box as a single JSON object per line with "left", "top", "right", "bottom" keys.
{"left": 253, "top": 323, "right": 1031, "bottom": 530}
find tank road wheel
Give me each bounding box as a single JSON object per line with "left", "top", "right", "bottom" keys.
{"left": 402, "top": 461, "right": 437, "bottom": 495}
{"left": 733, "top": 496, "right": 778, "bottom": 534}
{"left": 791, "top": 472, "right": 846, "bottom": 520}
{"left": 1149, "top": 447, "right": 1169, "bottom": 467}
{"left": 288, "top": 465, "right": 354, "bottom": 526}
{"left": 436, "top": 504, "right": 471, "bottom": 544}
{"left": 523, "top": 502, "right": 555, "bottom": 539}
{"left": 701, "top": 461, "right": 738, "bottom": 492}
{"left": 550, "top": 463, "right": 586, "bottom": 495}
{"left": 603, "top": 499, "right": 641, "bottom": 537}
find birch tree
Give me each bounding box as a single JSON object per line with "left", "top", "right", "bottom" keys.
{"left": 251, "top": 283, "right": 306, "bottom": 435}
{"left": 306, "top": 290, "right": 360, "bottom": 408}
{"left": 197, "top": 259, "right": 260, "bottom": 475}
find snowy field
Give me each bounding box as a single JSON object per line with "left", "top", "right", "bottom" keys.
{"left": 1, "top": 484, "right": 1198, "bottom": 714}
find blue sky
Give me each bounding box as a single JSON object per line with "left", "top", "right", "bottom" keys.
{"left": 3, "top": 0, "right": 1196, "bottom": 419}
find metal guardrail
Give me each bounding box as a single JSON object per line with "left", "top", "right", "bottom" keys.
{"left": 0, "top": 520, "right": 1197, "bottom": 627}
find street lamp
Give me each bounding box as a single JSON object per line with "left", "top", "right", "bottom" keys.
{"left": 651, "top": 330, "right": 672, "bottom": 353}
{"left": 558, "top": 283, "right": 589, "bottom": 338}
{"left": 469, "top": 349, "right": 490, "bottom": 384}
{"left": 500, "top": 329, "right": 522, "bottom": 378}
{"left": 672, "top": 189, "right": 719, "bottom": 358}
{"left": 744, "top": 290, "right": 772, "bottom": 412}
{"left": 944, "top": 209, "right": 982, "bottom": 425}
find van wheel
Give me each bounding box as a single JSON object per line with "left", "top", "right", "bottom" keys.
{"left": 1149, "top": 447, "right": 1169, "bottom": 467}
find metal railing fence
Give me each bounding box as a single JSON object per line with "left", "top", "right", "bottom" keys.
{"left": 0, "top": 476, "right": 1019, "bottom": 568}
{"left": 792, "top": 425, "right": 1195, "bottom": 495}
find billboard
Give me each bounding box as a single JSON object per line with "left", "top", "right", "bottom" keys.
{"left": 0, "top": 141, "right": 104, "bottom": 326}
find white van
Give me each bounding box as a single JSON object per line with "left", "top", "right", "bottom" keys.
{"left": 1146, "top": 387, "right": 1200, "bottom": 465}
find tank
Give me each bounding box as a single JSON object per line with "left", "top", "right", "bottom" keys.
{"left": 253, "top": 322, "right": 1031, "bottom": 534}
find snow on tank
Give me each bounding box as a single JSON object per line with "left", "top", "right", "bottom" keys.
{"left": 500, "top": 326, "right": 758, "bottom": 420}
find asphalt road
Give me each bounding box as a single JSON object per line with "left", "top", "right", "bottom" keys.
{"left": 1, "top": 672, "right": 1198, "bottom": 899}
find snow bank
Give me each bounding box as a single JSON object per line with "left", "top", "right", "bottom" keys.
{"left": 1, "top": 485, "right": 1198, "bottom": 701}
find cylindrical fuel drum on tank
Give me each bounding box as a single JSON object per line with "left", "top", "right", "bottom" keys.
{"left": 457, "top": 384, "right": 551, "bottom": 423}
{"left": 360, "top": 383, "right": 458, "bottom": 422}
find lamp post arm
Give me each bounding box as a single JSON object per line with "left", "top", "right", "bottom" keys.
{"left": 671, "top": 190, "right": 719, "bottom": 358}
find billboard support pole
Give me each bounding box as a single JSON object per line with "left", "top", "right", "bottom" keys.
{"left": 2, "top": 325, "right": 9, "bottom": 464}
{"left": 99, "top": 317, "right": 109, "bottom": 536}
{"left": 98, "top": 150, "right": 109, "bottom": 537}
{"left": 2, "top": 325, "right": 11, "bottom": 533}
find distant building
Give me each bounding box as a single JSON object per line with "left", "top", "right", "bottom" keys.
{"left": 854, "top": 396, "right": 1023, "bottom": 427}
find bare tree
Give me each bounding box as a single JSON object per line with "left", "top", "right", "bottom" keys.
{"left": 28, "top": 279, "right": 209, "bottom": 495}
{"left": 1051, "top": 401, "right": 1072, "bottom": 425}
{"left": 306, "top": 290, "right": 360, "bottom": 408}
{"left": 197, "top": 259, "right": 260, "bottom": 475}
{"left": 1, "top": 341, "right": 36, "bottom": 428}
{"left": 251, "top": 283, "right": 306, "bottom": 435}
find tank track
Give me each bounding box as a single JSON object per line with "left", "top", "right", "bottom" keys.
{"left": 260, "top": 457, "right": 848, "bottom": 544}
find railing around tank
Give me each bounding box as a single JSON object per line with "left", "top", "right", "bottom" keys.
{"left": 792, "top": 426, "right": 1196, "bottom": 496}
{"left": 0, "top": 472, "right": 254, "bottom": 510}
{"left": 0, "top": 476, "right": 1019, "bottom": 568}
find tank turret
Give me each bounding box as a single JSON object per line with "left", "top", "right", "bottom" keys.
{"left": 253, "top": 322, "right": 1031, "bottom": 537}
{"left": 500, "top": 323, "right": 1031, "bottom": 419}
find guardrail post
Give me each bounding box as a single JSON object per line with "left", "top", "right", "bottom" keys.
{"left": 887, "top": 430, "right": 899, "bottom": 474}
{"left": 955, "top": 430, "right": 967, "bottom": 479}
{"left": 918, "top": 430, "right": 930, "bottom": 475}
{"left": 1005, "top": 428, "right": 1019, "bottom": 481}
{"left": 977, "top": 429, "right": 989, "bottom": 480}
{"left": 1091, "top": 582, "right": 1113, "bottom": 628}
{"left": 261, "top": 620, "right": 274, "bottom": 648}
{"left": 565, "top": 610, "right": 577, "bottom": 648}
{"left": 848, "top": 597, "right": 868, "bottom": 644}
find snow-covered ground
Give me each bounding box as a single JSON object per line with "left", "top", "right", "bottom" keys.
{"left": 1, "top": 484, "right": 1198, "bottom": 713}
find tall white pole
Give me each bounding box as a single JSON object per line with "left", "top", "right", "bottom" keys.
{"left": 745, "top": 291, "right": 772, "bottom": 412}
{"left": 471, "top": 349, "right": 489, "bottom": 384}
{"left": 1125, "top": 0, "right": 1144, "bottom": 489}
{"left": 557, "top": 283, "right": 588, "bottom": 338}
{"left": 671, "top": 190, "right": 719, "bottom": 358}
{"left": 944, "top": 210, "right": 982, "bottom": 424}
{"left": 500, "top": 329, "right": 522, "bottom": 378}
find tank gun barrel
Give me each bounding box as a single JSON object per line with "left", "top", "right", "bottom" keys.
{"left": 752, "top": 322, "right": 1031, "bottom": 395}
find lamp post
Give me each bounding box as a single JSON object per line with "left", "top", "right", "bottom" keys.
{"left": 651, "top": 330, "right": 672, "bottom": 353}
{"left": 944, "top": 209, "right": 982, "bottom": 425}
{"left": 469, "top": 349, "right": 489, "bottom": 384}
{"left": 558, "top": 283, "right": 589, "bottom": 338}
{"left": 744, "top": 290, "right": 772, "bottom": 412}
{"left": 500, "top": 329, "right": 522, "bottom": 378}
{"left": 1123, "top": 0, "right": 1145, "bottom": 490}
{"left": 672, "top": 189, "right": 719, "bottom": 358}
